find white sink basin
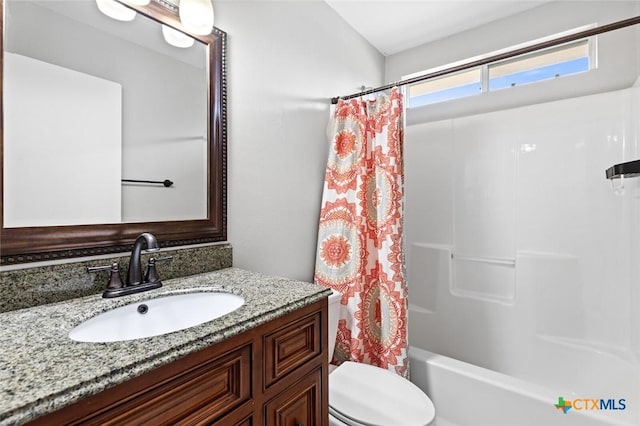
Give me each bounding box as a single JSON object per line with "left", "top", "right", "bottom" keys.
{"left": 69, "top": 292, "right": 244, "bottom": 343}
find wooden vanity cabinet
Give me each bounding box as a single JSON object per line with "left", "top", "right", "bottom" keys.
{"left": 28, "top": 299, "right": 328, "bottom": 426}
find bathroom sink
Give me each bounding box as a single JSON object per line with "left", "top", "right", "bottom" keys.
{"left": 69, "top": 292, "right": 244, "bottom": 343}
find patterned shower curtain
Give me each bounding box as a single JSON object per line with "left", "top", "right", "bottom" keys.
{"left": 314, "top": 87, "right": 408, "bottom": 378}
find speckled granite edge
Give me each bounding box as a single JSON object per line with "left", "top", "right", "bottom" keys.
{"left": 0, "top": 244, "right": 232, "bottom": 313}
{"left": 0, "top": 267, "right": 331, "bottom": 425}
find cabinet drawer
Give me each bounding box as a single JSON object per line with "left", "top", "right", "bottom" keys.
{"left": 264, "top": 368, "right": 322, "bottom": 426}
{"left": 82, "top": 344, "right": 252, "bottom": 425}
{"left": 263, "top": 311, "right": 321, "bottom": 389}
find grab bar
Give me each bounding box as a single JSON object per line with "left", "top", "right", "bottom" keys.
{"left": 451, "top": 253, "right": 516, "bottom": 267}
{"left": 122, "top": 179, "right": 174, "bottom": 187}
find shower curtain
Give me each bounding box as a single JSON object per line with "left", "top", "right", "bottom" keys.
{"left": 314, "top": 87, "right": 408, "bottom": 378}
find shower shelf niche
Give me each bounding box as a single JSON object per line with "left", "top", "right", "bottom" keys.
{"left": 605, "top": 159, "right": 640, "bottom": 179}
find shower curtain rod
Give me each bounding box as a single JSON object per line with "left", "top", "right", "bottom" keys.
{"left": 330, "top": 15, "right": 640, "bottom": 104}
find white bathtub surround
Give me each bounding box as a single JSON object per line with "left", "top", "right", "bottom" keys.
{"left": 315, "top": 88, "right": 409, "bottom": 377}
{"left": 409, "top": 347, "right": 635, "bottom": 426}
{"left": 405, "top": 85, "right": 640, "bottom": 424}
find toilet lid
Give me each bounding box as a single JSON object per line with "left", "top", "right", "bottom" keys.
{"left": 329, "top": 362, "right": 435, "bottom": 426}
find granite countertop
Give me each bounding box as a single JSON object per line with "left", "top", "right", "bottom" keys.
{"left": 0, "top": 267, "right": 331, "bottom": 425}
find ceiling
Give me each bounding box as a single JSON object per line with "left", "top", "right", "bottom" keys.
{"left": 324, "top": 0, "right": 553, "bottom": 56}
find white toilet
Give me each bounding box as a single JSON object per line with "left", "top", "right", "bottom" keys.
{"left": 327, "top": 290, "right": 436, "bottom": 426}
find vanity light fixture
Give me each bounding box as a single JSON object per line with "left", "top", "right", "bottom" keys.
{"left": 162, "top": 25, "right": 195, "bottom": 48}
{"left": 179, "top": 0, "right": 214, "bottom": 36}
{"left": 96, "top": 0, "right": 136, "bottom": 21}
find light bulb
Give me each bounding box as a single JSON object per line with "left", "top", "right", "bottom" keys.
{"left": 179, "top": 0, "right": 214, "bottom": 36}
{"left": 96, "top": 0, "right": 136, "bottom": 21}
{"left": 162, "top": 25, "right": 195, "bottom": 48}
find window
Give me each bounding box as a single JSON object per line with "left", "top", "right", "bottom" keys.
{"left": 488, "top": 40, "right": 590, "bottom": 90}
{"left": 405, "top": 28, "right": 595, "bottom": 108}
{"left": 409, "top": 68, "right": 481, "bottom": 108}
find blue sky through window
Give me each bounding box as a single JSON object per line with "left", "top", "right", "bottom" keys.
{"left": 409, "top": 81, "right": 482, "bottom": 108}
{"left": 407, "top": 38, "right": 591, "bottom": 108}
{"left": 489, "top": 57, "right": 589, "bottom": 90}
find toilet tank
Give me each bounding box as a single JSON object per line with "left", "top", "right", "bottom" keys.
{"left": 327, "top": 289, "right": 341, "bottom": 363}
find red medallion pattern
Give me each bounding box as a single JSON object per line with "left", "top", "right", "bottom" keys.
{"left": 314, "top": 88, "right": 408, "bottom": 378}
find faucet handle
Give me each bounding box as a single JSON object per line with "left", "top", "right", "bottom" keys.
{"left": 144, "top": 256, "right": 173, "bottom": 284}
{"left": 87, "top": 262, "right": 124, "bottom": 290}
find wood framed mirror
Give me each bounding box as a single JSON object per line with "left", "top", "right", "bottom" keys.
{"left": 0, "top": 0, "right": 227, "bottom": 264}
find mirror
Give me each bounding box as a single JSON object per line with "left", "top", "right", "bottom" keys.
{"left": 0, "top": 0, "right": 227, "bottom": 264}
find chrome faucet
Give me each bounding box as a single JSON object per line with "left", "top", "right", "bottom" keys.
{"left": 127, "top": 232, "right": 160, "bottom": 286}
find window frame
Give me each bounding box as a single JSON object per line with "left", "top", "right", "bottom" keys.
{"left": 404, "top": 24, "right": 598, "bottom": 108}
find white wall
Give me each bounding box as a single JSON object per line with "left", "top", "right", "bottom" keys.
{"left": 4, "top": 53, "right": 121, "bottom": 227}
{"left": 216, "top": 1, "right": 384, "bottom": 282}
{"left": 398, "top": 2, "right": 640, "bottom": 419}
{"left": 632, "top": 76, "right": 640, "bottom": 362}
{"left": 386, "top": 1, "right": 640, "bottom": 124}
{"left": 405, "top": 84, "right": 640, "bottom": 423}
{"left": 6, "top": 1, "right": 208, "bottom": 223}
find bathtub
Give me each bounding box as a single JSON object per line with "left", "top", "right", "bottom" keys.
{"left": 408, "top": 347, "right": 636, "bottom": 426}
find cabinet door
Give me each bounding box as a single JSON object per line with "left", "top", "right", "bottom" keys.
{"left": 264, "top": 368, "right": 321, "bottom": 426}
{"left": 263, "top": 311, "right": 321, "bottom": 390}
